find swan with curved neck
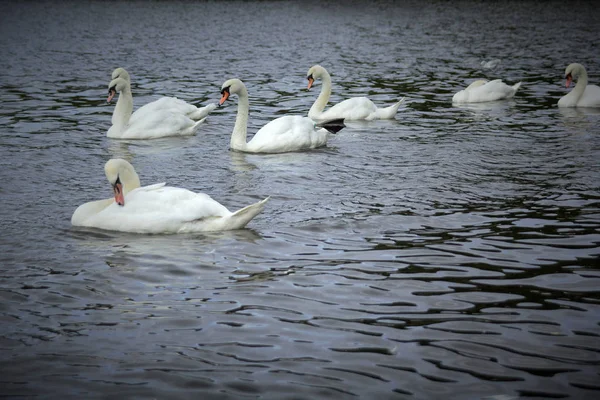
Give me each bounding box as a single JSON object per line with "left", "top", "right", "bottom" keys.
{"left": 106, "top": 67, "right": 217, "bottom": 139}
{"left": 306, "top": 65, "right": 404, "bottom": 121}
{"left": 71, "top": 159, "right": 269, "bottom": 233}
{"left": 452, "top": 79, "right": 522, "bottom": 103}
{"left": 558, "top": 63, "right": 600, "bottom": 108}
{"left": 219, "top": 78, "right": 345, "bottom": 153}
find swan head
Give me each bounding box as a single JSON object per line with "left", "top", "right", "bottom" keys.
{"left": 111, "top": 67, "right": 130, "bottom": 82}
{"left": 107, "top": 77, "right": 130, "bottom": 103}
{"left": 219, "top": 78, "right": 246, "bottom": 106}
{"left": 104, "top": 159, "right": 141, "bottom": 206}
{"left": 564, "top": 63, "right": 586, "bottom": 88}
{"left": 306, "top": 65, "right": 327, "bottom": 89}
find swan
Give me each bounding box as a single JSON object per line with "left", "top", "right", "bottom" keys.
{"left": 71, "top": 159, "right": 269, "bottom": 233}
{"left": 219, "top": 78, "right": 345, "bottom": 153}
{"left": 107, "top": 67, "right": 217, "bottom": 139}
{"left": 306, "top": 65, "right": 404, "bottom": 121}
{"left": 557, "top": 63, "right": 600, "bottom": 108}
{"left": 452, "top": 79, "right": 521, "bottom": 103}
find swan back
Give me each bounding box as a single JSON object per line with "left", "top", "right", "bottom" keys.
{"left": 453, "top": 79, "right": 520, "bottom": 103}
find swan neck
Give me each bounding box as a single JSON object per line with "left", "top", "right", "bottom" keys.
{"left": 112, "top": 86, "right": 133, "bottom": 133}
{"left": 309, "top": 70, "right": 332, "bottom": 119}
{"left": 230, "top": 88, "right": 249, "bottom": 151}
{"left": 123, "top": 168, "right": 141, "bottom": 195}
{"left": 572, "top": 69, "right": 588, "bottom": 100}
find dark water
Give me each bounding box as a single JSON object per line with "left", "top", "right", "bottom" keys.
{"left": 1, "top": 1, "right": 599, "bottom": 398}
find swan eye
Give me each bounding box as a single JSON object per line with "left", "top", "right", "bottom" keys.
{"left": 307, "top": 74, "right": 313, "bottom": 81}
{"left": 108, "top": 85, "right": 116, "bottom": 94}
{"left": 220, "top": 86, "right": 230, "bottom": 95}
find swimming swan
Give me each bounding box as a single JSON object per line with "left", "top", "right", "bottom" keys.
{"left": 71, "top": 159, "right": 269, "bottom": 233}
{"left": 557, "top": 63, "right": 600, "bottom": 108}
{"left": 306, "top": 65, "right": 404, "bottom": 121}
{"left": 107, "top": 67, "right": 217, "bottom": 139}
{"left": 219, "top": 78, "right": 345, "bottom": 153}
{"left": 452, "top": 79, "right": 521, "bottom": 103}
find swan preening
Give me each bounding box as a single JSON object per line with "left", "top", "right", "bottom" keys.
{"left": 306, "top": 65, "right": 404, "bottom": 121}
{"left": 219, "top": 78, "right": 345, "bottom": 153}
{"left": 71, "top": 159, "right": 269, "bottom": 233}
{"left": 452, "top": 79, "right": 521, "bottom": 103}
{"left": 558, "top": 63, "right": 600, "bottom": 108}
{"left": 107, "top": 68, "right": 217, "bottom": 139}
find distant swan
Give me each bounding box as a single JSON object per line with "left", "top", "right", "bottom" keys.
{"left": 557, "top": 63, "right": 600, "bottom": 108}
{"left": 71, "top": 159, "right": 269, "bottom": 233}
{"left": 452, "top": 79, "right": 521, "bottom": 103}
{"left": 219, "top": 78, "right": 345, "bottom": 153}
{"left": 306, "top": 65, "right": 404, "bottom": 121}
{"left": 107, "top": 67, "right": 217, "bottom": 139}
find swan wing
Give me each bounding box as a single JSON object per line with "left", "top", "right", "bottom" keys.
{"left": 78, "top": 186, "right": 232, "bottom": 233}
{"left": 130, "top": 97, "right": 199, "bottom": 124}
{"left": 318, "top": 97, "right": 377, "bottom": 120}
{"left": 247, "top": 116, "right": 327, "bottom": 153}
{"left": 118, "top": 110, "right": 199, "bottom": 139}
{"left": 453, "top": 79, "right": 518, "bottom": 103}
{"left": 578, "top": 84, "right": 600, "bottom": 107}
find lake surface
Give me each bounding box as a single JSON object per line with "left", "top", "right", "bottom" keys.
{"left": 1, "top": 1, "right": 599, "bottom": 398}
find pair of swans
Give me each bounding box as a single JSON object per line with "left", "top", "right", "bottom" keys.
{"left": 107, "top": 68, "right": 217, "bottom": 139}
{"left": 452, "top": 63, "right": 600, "bottom": 107}
{"left": 216, "top": 65, "right": 404, "bottom": 153}
{"left": 71, "top": 159, "right": 269, "bottom": 233}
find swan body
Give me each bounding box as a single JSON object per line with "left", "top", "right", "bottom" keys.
{"left": 558, "top": 63, "right": 600, "bottom": 108}
{"left": 219, "top": 78, "right": 345, "bottom": 154}
{"left": 107, "top": 68, "right": 217, "bottom": 139}
{"left": 306, "top": 65, "right": 404, "bottom": 121}
{"left": 452, "top": 79, "right": 521, "bottom": 103}
{"left": 72, "top": 159, "right": 269, "bottom": 233}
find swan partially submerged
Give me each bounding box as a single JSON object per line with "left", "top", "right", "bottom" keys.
{"left": 452, "top": 79, "right": 521, "bottom": 103}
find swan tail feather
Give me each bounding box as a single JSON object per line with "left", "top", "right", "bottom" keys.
{"left": 189, "top": 103, "right": 218, "bottom": 120}
{"left": 512, "top": 82, "right": 522, "bottom": 93}
{"left": 375, "top": 97, "right": 405, "bottom": 119}
{"left": 227, "top": 196, "right": 270, "bottom": 229}
{"left": 316, "top": 118, "right": 346, "bottom": 134}
{"left": 190, "top": 117, "right": 207, "bottom": 134}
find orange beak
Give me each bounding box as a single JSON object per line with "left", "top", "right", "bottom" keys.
{"left": 107, "top": 88, "right": 116, "bottom": 103}
{"left": 219, "top": 90, "right": 230, "bottom": 106}
{"left": 307, "top": 77, "right": 314, "bottom": 90}
{"left": 113, "top": 182, "right": 124, "bottom": 206}
{"left": 565, "top": 74, "right": 573, "bottom": 88}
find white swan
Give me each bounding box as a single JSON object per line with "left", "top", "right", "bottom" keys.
{"left": 71, "top": 159, "right": 269, "bottom": 233}
{"left": 219, "top": 78, "right": 345, "bottom": 153}
{"left": 306, "top": 65, "right": 404, "bottom": 121}
{"left": 452, "top": 79, "right": 521, "bottom": 103}
{"left": 107, "top": 67, "right": 217, "bottom": 139}
{"left": 558, "top": 63, "right": 600, "bottom": 108}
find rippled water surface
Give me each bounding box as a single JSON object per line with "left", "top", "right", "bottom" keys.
{"left": 1, "top": 1, "right": 599, "bottom": 399}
